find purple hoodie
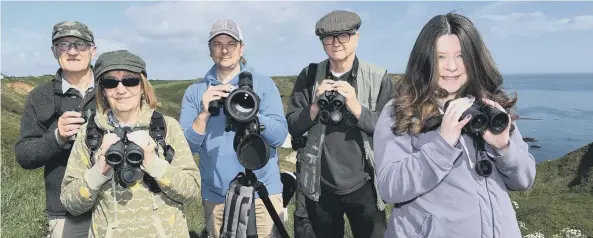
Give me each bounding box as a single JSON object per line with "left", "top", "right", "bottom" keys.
{"left": 373, "top": 99, "right": 536, "bottom": 238}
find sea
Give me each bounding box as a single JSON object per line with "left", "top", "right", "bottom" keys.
{"left": 502, "top": 73, "right": 593, "bottom": 163}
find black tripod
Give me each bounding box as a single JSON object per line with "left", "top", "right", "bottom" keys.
{"left": 223, "top": 169, "right": 290, "bottom": 238}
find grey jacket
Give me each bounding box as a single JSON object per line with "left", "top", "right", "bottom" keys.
{"left": 289, "top": 58, "right": 388, "bottom": 210}
{"left": 373, "top": 99, "right": 536, "bottom": 238}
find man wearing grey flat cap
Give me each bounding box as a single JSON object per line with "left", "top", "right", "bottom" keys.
{"left": 15, "top": 20, "right": 97, "bottom": 237}
{"left": 286, "top": 10, "right": 392, "bottom": 238}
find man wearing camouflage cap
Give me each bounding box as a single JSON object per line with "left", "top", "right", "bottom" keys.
{"left": 286, "top": 10, "right": 392, "bottom": 238}
{"left": 15, "top": 20, "right": 97, "bottom": 237}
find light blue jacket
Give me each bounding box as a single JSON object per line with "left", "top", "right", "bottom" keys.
{"left": 373, "top": 99, "right": 536, "bottom": 238}
{"left": 179, "top": 63, "right": 288, "bottom": 203}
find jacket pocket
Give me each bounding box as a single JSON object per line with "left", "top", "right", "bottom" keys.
{"left": 395, "top": 208, "right": 438, "bottom": 238}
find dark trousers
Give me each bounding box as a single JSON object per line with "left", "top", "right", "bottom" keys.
{"left": 305, "top": 180, "right": 386, "bottom": 238}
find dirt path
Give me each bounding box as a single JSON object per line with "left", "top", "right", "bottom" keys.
{"left": 7, "top": 82, "right": 33, "bottom": 95}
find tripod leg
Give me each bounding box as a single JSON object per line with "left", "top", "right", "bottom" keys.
{"left": 255, "top": 182, "right": 290, "bottom": 238}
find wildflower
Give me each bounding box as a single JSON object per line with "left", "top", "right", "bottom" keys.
{"left": 512, "top": 200, "right": 520, "bottom": 210}
{"left": 524, "top": 232, "right": 545, "bottom": 238}
{"left": 518, "top": 221, "right": 528, "bottom": 230}
{"left": 553, "top": 228, "right": 586, "bottom": 238}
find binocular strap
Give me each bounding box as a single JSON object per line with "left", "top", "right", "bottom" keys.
{"left": 458, "top": 136, "right": 475, "bottom": 169}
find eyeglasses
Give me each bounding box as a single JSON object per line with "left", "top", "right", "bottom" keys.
{"left": 100, "top": 77, "right": 141, "bottom": 89}
{"left": 53, "top": 41, "right": 93, "bottom": 52}
{"left": 321, "top": 33, "right": 354, "bottom": 45}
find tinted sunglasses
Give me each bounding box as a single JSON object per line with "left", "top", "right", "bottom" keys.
{"left": 100, "top": 77, "right": 141, "bottom": 89}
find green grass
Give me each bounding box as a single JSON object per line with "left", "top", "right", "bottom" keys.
{"left": 509, "top": 142, "right": 593, "bottom": 237}
{"left": 2, "top": 76, "right": 592, "bottom": 237}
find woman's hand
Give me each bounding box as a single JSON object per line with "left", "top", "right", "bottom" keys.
{"left": 481, "top": 98, "right": 511, "bottom": 150}
{"left": 96, "top": 133, "right": 121, "bottom": 175}
{"left": 439, "top": 97, "right": 475, "bottom": 147}
{"left": 126, "top": 130, "right": 158, "bottom": 167}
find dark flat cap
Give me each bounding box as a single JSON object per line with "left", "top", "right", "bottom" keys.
{"left": 52, "top": 21, "right": 94, "bottom": 43}
{"left": 94, "top": 50, "right": 146, "bottom": 79}
{"left": 315, "top": 10, "right": 361, "bottom": 38}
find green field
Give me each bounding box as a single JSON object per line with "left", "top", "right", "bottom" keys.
{"left": 1, "top": 74, "right": 591, "bottom": 237}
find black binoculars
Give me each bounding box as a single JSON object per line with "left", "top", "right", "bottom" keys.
{"left": 317, "top": 90, "right": 346, "bottom": 124}
{"left": 68, "top": 108, "right": 96, "bottom": 142}
{"left": 208, "top": 98, "right": 226, "bottom": 116}
{"left": 445, "top": 99, "right": 509, "bottom": 134}
{"left": 105, "top": 127, "right": 144, "bottom": 188}
{"left": 82, "top": 108, "right": 95, "bottom": 122}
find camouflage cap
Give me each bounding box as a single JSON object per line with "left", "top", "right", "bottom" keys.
{"left": 315, "top": 10, "right": 361, "bottom": 38}
{"left": 52, "top": 21, "right": 94, "bottom": 43}
{"left": 94, "top": 50, "right": 147, "bottom": 80}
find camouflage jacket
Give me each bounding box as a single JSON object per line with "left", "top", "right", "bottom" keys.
{"left": 60, "top": 104, "right": 201, "bottom": 238}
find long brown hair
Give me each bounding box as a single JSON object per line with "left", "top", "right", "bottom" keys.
{"left": 96, "top": 71, "right": 158, "bottom": 113}
{"left": 391, "top": 13, "right": 518, "bottom": 136}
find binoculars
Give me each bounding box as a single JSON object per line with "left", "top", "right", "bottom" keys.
{"left": 444, "top": 98, "right": 509, "bottom": 134}
{"left": 68, "top": 108, "right": 96, "bottom": 143}
{"left": 317, "top": 90, "right": 346, "bottom": 124}
{"left": 104, "top": 127, "right": 144, "bottom": 188}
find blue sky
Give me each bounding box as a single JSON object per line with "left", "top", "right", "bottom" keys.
{"left": 2, "top": 1, "right": 592, "bottom": 80}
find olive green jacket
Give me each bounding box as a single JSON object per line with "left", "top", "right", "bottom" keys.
{"left": 61, "top": 104, "right": 201, "bottom": 238}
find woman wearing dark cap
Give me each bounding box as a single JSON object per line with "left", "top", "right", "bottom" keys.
{"left": 60, "top": 50, "right": 201, "bottom": 237}
{"left": 373, "top": 13, "right": 536, "bottom": 237}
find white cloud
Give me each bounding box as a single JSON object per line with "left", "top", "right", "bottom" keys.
{"left": 1, "top": 28, "right": 57, "bottom": 76}
{"left": 474, "top": 1, "right": 521, "bottom": 16}
{"left": 105, "top": 1, "right": 332, "bottom": 79}
{"left": 479, "top": 12, "right": 593, "bottom": 37}
{"left": 472, "top": 2, "right": 593, "bottom": 37}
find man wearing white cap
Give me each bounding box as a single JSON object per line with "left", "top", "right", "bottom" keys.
{"left": 180, "top": 19, "right": 289, "bottom": 238}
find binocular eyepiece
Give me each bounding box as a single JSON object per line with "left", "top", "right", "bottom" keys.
{"left": 444, "top": 98, "right": 509, "bottom": 134}
{"left": 105, "top": 127, "right": 144, "bottom": 187}
{"left": 317, "top": 90, "right": 346, "bottom": 125}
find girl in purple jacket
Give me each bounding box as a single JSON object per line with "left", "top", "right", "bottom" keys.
{"left": 373, "top": 13, "right": 536, "bottom": 238}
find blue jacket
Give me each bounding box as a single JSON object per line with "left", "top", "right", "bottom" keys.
{"left": 373, "top": 99, "right": 536, "bottom": 238}
{"left": 180, "top": 63, "right": 288, "bottom": 203}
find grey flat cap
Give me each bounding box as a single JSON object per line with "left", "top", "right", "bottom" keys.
{"left": 52, "top": 21, "right": 94, "bottom": 43}
{"left": 94, "top": 50, "right": 147, "bottom": 79}
{"left": 315, "top": 10, "right": 361, "bottom": 38}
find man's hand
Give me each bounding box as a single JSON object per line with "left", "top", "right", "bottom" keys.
{"left": 201, "top": 84, "right": 234, "bottom": 117}
{"left": 332, "top": 81, "right": 362, "bottom": 119}
{"left": 315, "top": 80, "right": 335, "bottom": 98}
{"left": 310, "top": 79, "right": 335, "bottom": 120}
{"left": 57, "top": 111, "right": 86, "bottom": 140}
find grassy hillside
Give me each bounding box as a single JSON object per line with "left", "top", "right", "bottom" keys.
{"left": 2, "top": 75, "right": 591, "bottom": 237}
{"left": 509, "top": 143, "right": 593, "bottom": 237}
